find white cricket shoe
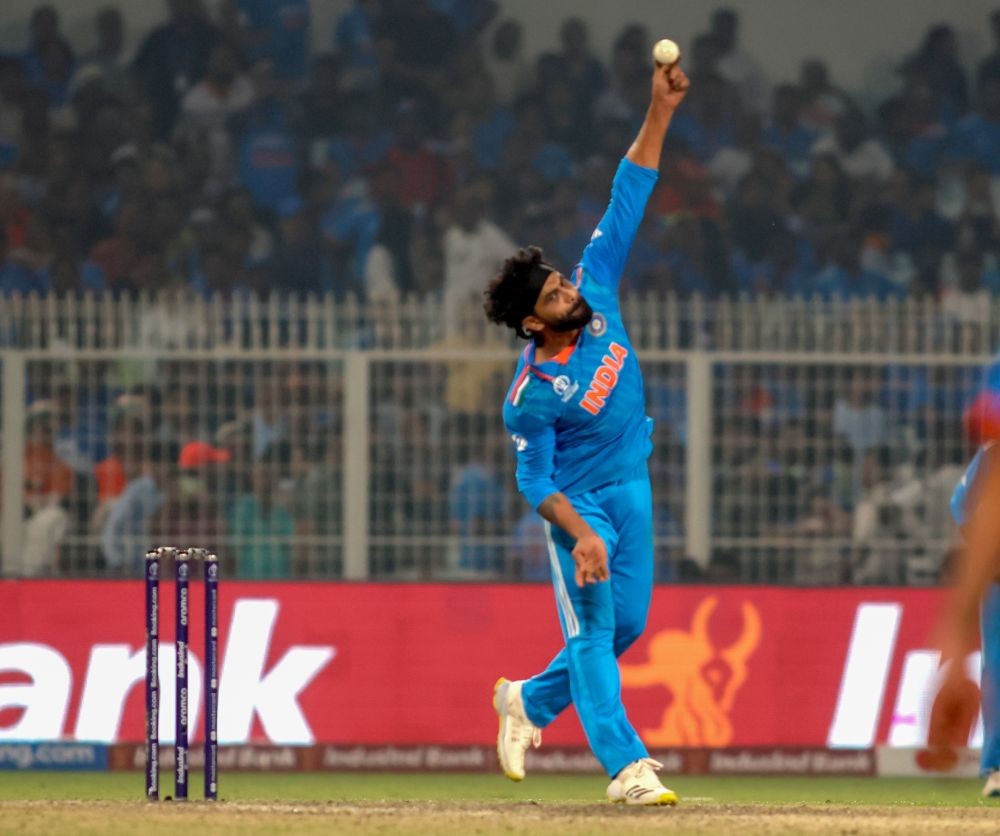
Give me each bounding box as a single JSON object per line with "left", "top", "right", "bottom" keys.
{"left": 493, "top": 677, "right": 541, "bottom": 781}
{"left": 982, "top": 769, "right": 1000, "bottom": 798}
{"left": 606, "top": 758, "right": 679, "bottom": 806}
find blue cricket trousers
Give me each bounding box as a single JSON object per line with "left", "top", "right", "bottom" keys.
{"left": 982, "top": 584, "right": 1000, "bottom": 775}
{"left": 520, "top": 463, "right": 653, "bottom": 777}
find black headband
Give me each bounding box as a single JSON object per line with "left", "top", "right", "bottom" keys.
{"left": 515, "top": 261, "right": 558, "bottom": 328}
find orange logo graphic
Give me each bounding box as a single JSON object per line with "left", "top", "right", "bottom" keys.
{"left": 580, "top": 342, "right": 628, "bottom": 415}
{"left": 621, "top": 597, "right": 761, "bottom": 746}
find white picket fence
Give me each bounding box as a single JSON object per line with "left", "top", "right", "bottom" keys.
{"left": 0, "top": 292, "right": 994, "bottom": 581}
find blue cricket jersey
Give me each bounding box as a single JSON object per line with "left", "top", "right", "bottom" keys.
{"left": 502, "top": 158, "right": 658, "bottom": 510}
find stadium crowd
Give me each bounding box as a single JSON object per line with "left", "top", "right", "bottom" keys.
{"left": 0, "top": 1, "right": 998, "bottom": 306}
{"left": 2, "top": 1, "right": 999, "bottom": 582}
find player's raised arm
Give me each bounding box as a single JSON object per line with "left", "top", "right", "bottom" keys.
{"left": 582, "top": 60, "right": 689, "bottom": 286}
{"left": 626, "top": 61, "right": 690, "bottom": 170}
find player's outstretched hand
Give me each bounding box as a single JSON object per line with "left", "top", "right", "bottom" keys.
{"left": 916, "top": 662, "right": 980, "bottom": 772}
{"left": 573, "top": 533, "right": 609, "bottom": 586}
{"left": 652, "top": 62, "right": 689, "bottom": 112}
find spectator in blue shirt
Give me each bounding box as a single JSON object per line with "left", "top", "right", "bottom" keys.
{"left": 764, "top": 85, "right": 817, "bottom": 180}
{"left": 947, "top": 72, "right": 1000, "bottom": 175}
{"left": 321, "top": 173, "right": 378, "bottom": 293}
{"left": 236, "top": 85, "right": 302, "bottom": 214}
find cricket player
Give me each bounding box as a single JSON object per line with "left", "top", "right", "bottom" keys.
{"left": 940, "top": 436, "right": 1000, "bottom": 795}
{"left": 928, "top": 352, "right": 1000, "bottom": 792}
{"left": 483, "top": 61, "right": 689, "bottom": 805}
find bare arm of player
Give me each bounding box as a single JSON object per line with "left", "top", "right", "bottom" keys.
{"left": 625, "top": 62, "right": 690, "bottom": 170}
{"left": 537, "top": 493, "right": 609, "bottom": 587}
{"left": 940, "top": 455, "right": 1000, "bottom": 662}
{"left": 922, "top": 455, "right": 1000, "bottom": 767}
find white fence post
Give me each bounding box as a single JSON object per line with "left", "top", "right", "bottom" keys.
{"left": 342, "top": 352, "right": 370, "bottom": 579}
{"left": 685, "top": 352, "right": 712, "bottom": 567}
{"left": 1, "top": 353, "right": 25, "bottom": 575}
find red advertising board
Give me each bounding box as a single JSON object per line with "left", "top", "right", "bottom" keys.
{"left": 0, "top": 582, "right": 977, "bottom": 749}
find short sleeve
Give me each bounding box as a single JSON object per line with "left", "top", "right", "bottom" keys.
{"left": 504, "top": 385, "right": 561, "bottom": 510}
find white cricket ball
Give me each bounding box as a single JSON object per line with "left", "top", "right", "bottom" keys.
{"left": 652, "top": 38, "right": 680, "bottom": 67}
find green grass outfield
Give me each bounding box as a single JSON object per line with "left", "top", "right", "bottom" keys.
{"left": 2, "top": 773, "right": 998, "bottom": 835}
{"left": 0, "top": 771, "right": 989, "bottom": 805}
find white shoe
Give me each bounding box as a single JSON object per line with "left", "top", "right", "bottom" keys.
{"left": 493, "top": 677, "right": 541, "bottom": 781}
{"left": 982, "top": 769, "right": 1000, "bottom": 797}
{"left": 606, "top": 758, "right": 679, "bottom": 806}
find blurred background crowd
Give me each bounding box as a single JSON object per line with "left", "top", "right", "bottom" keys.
{"left": 0, "top": 0, "right": 998, "bottom": 307}
{"left": 2, "top": 1, "right": 999, "bottom": 583}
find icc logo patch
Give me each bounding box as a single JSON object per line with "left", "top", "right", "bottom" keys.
{"left": 552, "top": 375, "right": 579, "bottom": 402}
{"left": 511, "top": 434, "right": 528, "bottom": 452}
{"left": 587, "top": 313, "right": 607, "bottom": 337}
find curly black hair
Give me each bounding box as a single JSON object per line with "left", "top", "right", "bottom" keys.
{"left": 483, "top": 245, "right": 550, "bottom": 340}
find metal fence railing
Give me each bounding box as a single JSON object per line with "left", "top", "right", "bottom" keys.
{"left": 0, "top": 292, "right": 989, "bottom": 582}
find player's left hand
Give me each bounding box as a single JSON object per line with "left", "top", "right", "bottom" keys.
{"left": 652, "top": 63, "right": 689, "bottom": 112}
{"left": 572, "top": 533, "right": 609, "bottom": 586}
{"left": 917, "top": 661, "right": 980, "bottom": 772}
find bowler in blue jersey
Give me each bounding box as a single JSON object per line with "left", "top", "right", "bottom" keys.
{"left": 931, "top": 358, "right": 1000, "bottom": 795}
{"left": 949, "top": 444, "right": 1000, "bottom": 796}
{"left": 484, "top": 60, "right": 689, "bottom": 806}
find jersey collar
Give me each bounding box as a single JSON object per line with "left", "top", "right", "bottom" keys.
{"left": 526, "top": 329, "right": 583, "bottom": 369}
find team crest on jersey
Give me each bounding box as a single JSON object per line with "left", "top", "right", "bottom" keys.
{"left": 587, "top": 313, "right": 607, "bottom": 337}
{"left": 552, "top": 375, "right": 579, "bottom": 402}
